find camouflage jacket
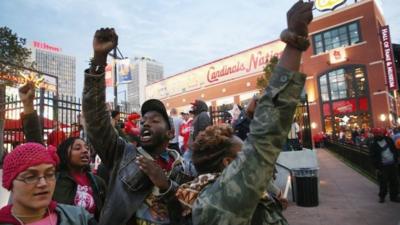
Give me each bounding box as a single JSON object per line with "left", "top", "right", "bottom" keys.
{"left": 191, "top": 66, "right": 306, "bottom": 225}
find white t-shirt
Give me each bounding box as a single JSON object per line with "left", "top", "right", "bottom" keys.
{"left": 288, "top": 122, "right": 300, "bottom": 139}
{"left": 169, "top": 116, "right": 183, "bottom": 143}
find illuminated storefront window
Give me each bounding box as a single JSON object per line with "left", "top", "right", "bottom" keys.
{"left": 318, "top": 65, "right": 370, "bottom": 135}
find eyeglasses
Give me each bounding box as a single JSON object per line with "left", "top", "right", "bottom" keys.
{"left": 15, "top": 173, "right": 56, "bottom": 185}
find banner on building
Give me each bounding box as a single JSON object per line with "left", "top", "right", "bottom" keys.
{"left": 145, "top": 40, "right": 285, "bottom": 99}
{"left": 315, "top": 0, "right": 347, "bottom": 12}
{"left": 380, "top": 25, "right": 398, "bottom": 91}
{"left": 105, "top": 64, "right": 113, "bottom": 87}
{"left": 117, "top": 59, "right": 132, "bottom": 83}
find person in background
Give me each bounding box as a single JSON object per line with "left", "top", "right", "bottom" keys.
{"left": 229, "top": 104, "right": 242, "bottom": 126}
{"left": 179, "top": 111, "right": 192, "bottom": 154}
{"left": 286, "top": 117, "right": 301, "bottom": 151}
{"left": 124, "top": 112, "right": 141, "bottom": 146}
{"left": 111, "top": 110, "right": 125, "bottom": 138}
{"left": 188, "top": 100, "right": 211, "bottom": 147}
{"left": 184, "top": 100, "right": 211, "bottom": 175}
{"left": 370, "top": 128, "right": 400, "bottom": 203}
{"left": 47, "top": 121, "right": 67, "bottom": 148}
{"left": 233, "top": 97, "right": 257, "bottom": 141}
{"left": 70, "top": 123, "right": 83, "bottom": 138}
{"left": 19, "top": 83, "right": 107, "bottom": 220}
{"left": 0, "top": 142, "right": 97, "bottom": 225}
{"left": 168, "top": 108, "right": 183, "bottom": 152}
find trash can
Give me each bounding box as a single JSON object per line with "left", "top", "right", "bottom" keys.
{"left": 292, "top": 167, "right": 319, "bottom": 207}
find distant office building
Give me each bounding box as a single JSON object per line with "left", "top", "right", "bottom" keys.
{"left": 30, "top": 41, "right": 76, "bottom": 97}
{"left": 126, "top": 57, "right": 163, "bottom": 112}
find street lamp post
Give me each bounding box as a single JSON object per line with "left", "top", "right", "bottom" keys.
{"left": 110, "top": 47, "right": 125, "bottom": 110}
{"left": 113, "top": 48, "right": 118, "bottom": 109}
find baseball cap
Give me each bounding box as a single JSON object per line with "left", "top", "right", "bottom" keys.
{"left": 141, "top": 99, "right": 171, "bottom": 129}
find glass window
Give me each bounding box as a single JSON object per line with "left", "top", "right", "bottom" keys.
{"left": 312, "top": 22, "right": 361, "bottom": 54}
{"left": 319, "top": 66, "right": 367, "bottom": 102}
{"left": 319, "top": 75, "right": 329, "bottom": 102}
{"left": 313, "top": 34, "right": 324, "bottom": 54}
{"left": 353, "top": 67, "right": 367, "bottom": 96}
{"left": 319, "top": 66, "right": 370, "bottom": 135}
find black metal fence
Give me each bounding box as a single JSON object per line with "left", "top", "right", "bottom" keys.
{"left": 3, "top": 88, "right": 134, "bottom": 153}
{"left": 4, "top": 88, "right": 81, "bottom": 153}
{"left": 325, "top": 140, "right": 376, "bottom": 180}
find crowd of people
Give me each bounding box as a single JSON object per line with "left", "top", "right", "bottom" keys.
{"left": 0, "top": 1, "right": 315, "bottom": 225}
{"left": 312, "top": 126, "right": 400, "bottom": 204}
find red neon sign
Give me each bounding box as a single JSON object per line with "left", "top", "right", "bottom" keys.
{"left": 33, "top": 41, "right": 62, "bottom": 52}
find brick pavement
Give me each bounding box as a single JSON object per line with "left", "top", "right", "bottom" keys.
{"left": 284, "top": 148, "right": 400, "bottom": 225}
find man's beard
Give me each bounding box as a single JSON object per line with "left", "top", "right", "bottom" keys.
{"left": 141, "top": 133, "right": 168, "bottom": 153}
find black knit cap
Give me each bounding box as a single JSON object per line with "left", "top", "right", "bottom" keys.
{"left": 141, "top": 99, "right": 171, "bottom": 129}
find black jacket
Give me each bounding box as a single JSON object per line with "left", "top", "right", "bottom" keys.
{"left": 53, "top": 170, "right": 107, "bottom": 220}
{"left": 369, "top": 136, "right": 398, "bottom": 169}
{"left": 233, "top": 110, "right": 251, "bottom": 141}
{"left": 189, "top": 100, "right": 211, "bottom": 146}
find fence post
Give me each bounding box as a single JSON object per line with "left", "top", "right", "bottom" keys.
{"left": 39, "top": 88, "right": 45, "bottom": 138}
{"left": 304, "top": 94, "right": 312, "bottom": 149}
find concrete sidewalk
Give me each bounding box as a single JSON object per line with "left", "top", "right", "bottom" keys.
{"left": 284, "top": 148, "right": 400, "bottom": 225}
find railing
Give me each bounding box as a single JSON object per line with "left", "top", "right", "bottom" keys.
{"left": 324, "top": 140, "right": 376, "bottom": 181}
{"left": 3, "top": 88, "right": 135, "bottom": 153}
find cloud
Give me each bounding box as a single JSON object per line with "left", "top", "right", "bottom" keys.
{"left": 1, "top": 0, "right": 399, "bottom": 98}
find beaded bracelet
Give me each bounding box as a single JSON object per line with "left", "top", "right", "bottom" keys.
{"left": 280, "top": 29, "right": 310, "bottom": 52}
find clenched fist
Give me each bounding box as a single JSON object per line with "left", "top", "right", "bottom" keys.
{"left": 93, "top": 28, "right": 118, "bottom": 56}
{"left": 287, "top": 1, "right": 314, "bottom": 37}
{"left": 91, "top": 28, "right": 118, "bottom": 68}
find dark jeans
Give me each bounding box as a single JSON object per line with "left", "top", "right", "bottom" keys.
{"left": 378, "top": 164, "right": 399, "bottom": 200}
{"left": 284, "top": 138, "right": 302, "bottom": 151}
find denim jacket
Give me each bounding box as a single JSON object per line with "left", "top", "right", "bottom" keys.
{"left": 82, "top": 70, "right": 189, "bottom": 225}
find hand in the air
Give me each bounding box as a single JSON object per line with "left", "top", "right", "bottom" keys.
{"left": 287, "top": 0, "right": 314, "bottom": 37}
{"left": 93, "top": 28, "right": 118, "bottom": 57}
{"left": 19, "top": 82, "right": 35, "bottom": 105}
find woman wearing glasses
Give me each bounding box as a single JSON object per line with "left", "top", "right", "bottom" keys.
{"left": 17, "top": 83, "right": 106, "bottom": 221}
{"left": 0, "top": 142, "right": 96, "bottom": 225}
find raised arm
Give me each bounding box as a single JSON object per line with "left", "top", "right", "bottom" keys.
{"left": 19, "top": 83, "right": 43, "bottom": 144}
{"left": 192, "top": 2, "right": 313, "bottom": 224}
{"left": 82, "top": 28, "right": 125, "bottom": 169}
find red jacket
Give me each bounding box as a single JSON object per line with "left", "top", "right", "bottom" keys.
{"left": 47, "top": 129, "right": 67, "bottom": 147}
{"left": 179, "top": 119, "right": 192, "bottom": 152}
